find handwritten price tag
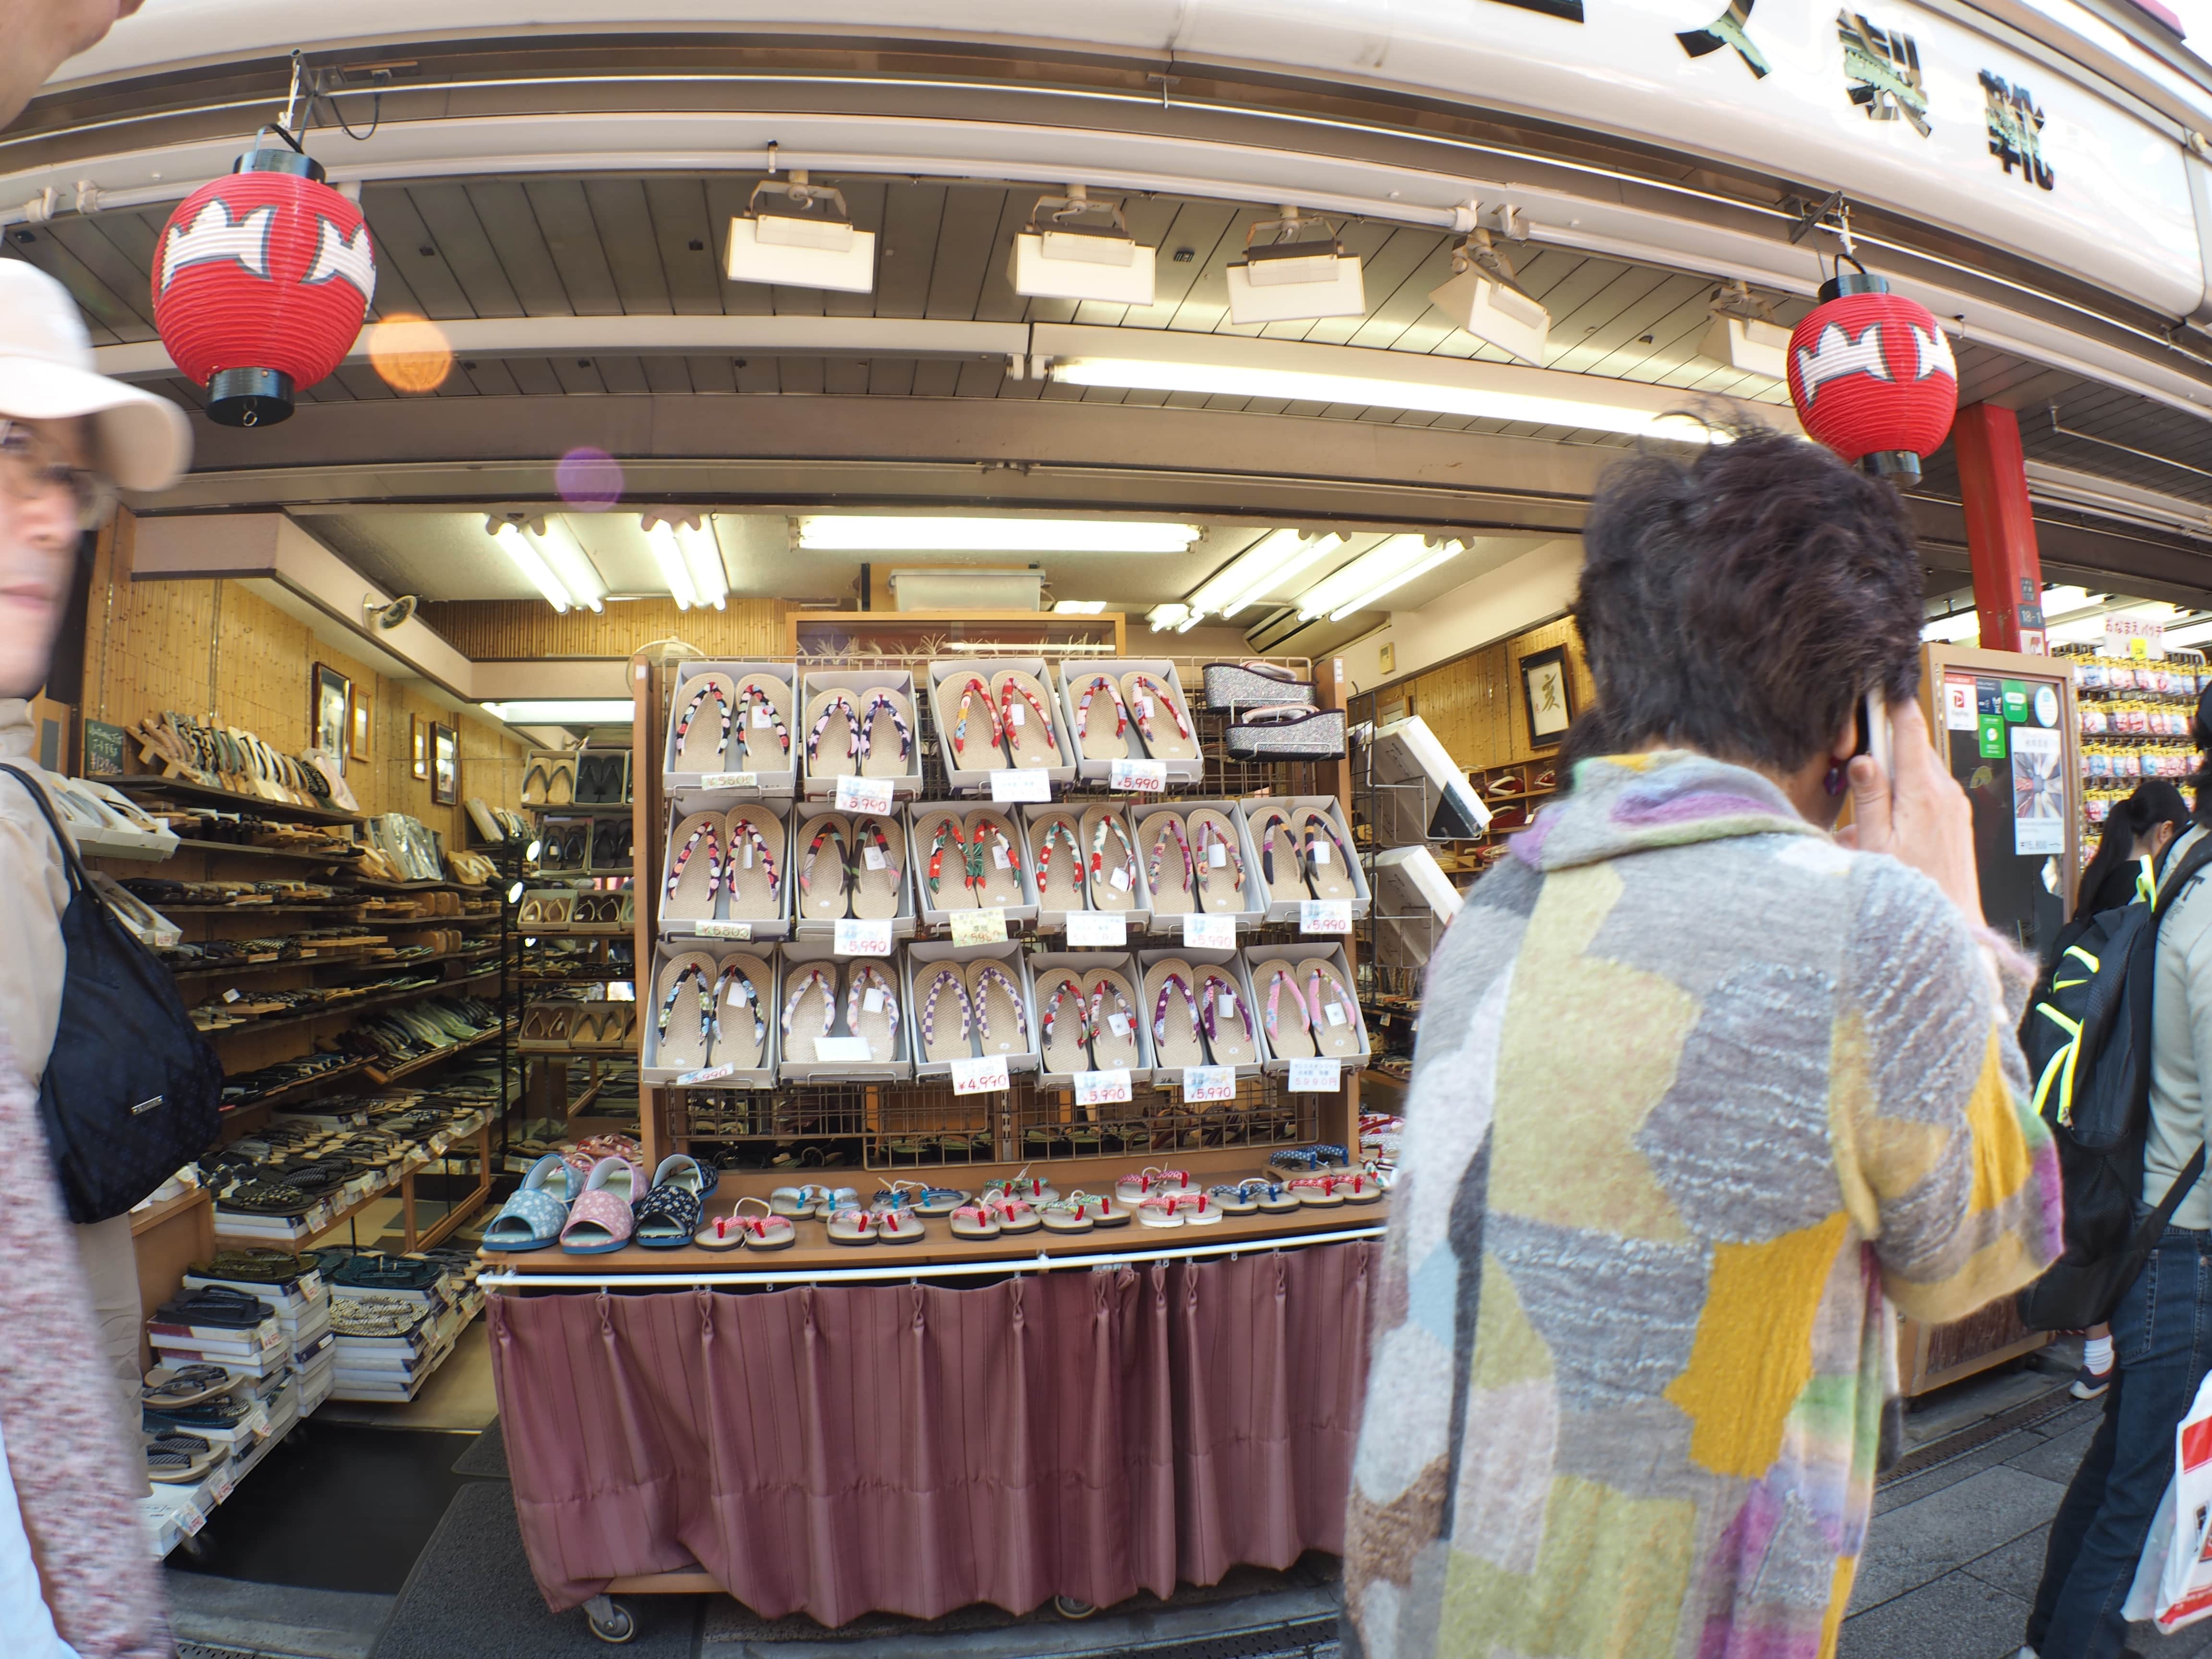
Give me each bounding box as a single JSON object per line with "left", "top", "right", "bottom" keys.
{"left": 676, "top": 1064, "right": 735, "bottom": 1085}
{"left": 1300, "top": 899, "right": 1353, "bottom": 935}
{"left": 1109, "top": 757, "right": 1167, "bottom": 793}
{"left": 1075, "top": 1067, "right": 1133, "bottom": 1106}
{"left": 950, "top": 907, "right": 1009, "bottom": 947}
{"left": 699, "top": 771, "right": 758, "bottom": 790}
{"left": 1182, "top": 1065, "right": 1237, "bottom": 1103}
{"left": 697, "top": 919, "right": 753, "bottom": 940}
{"left": 990, "top": 768, "right": 1052, "bottom": 802}
{"left": 1288, "top": 1057, "right": 1340, "bottom": 1093}
{"left": 835, "top": 775, "right": 895, "bottom": 813}
{"left": 1183, "top": 912, "right": 1235, "bottom": 950}
{"left": 1065, "top": 911, "right": 1126, "bottom": 947}
{"left": 834, "top": 917, "right": 894, "bottom": 957}
{"left": 949, "top": 1054, "right": 1010, "bottom": 1094}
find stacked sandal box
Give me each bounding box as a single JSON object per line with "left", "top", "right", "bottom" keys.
{"left": 903, "top": 941, "right": 1041, "bottom": 1080}
{"left": 1135, "top": 948, "right": 1264, "bottom": 1083}
{"left": 661, "top": 662, "right": 798, "bottom": 800}
{"left": 181, "top": 1257, "right": 337, "bottom": 1414}
{"left": 1019, "top": 801, "right": 1152, "bottom": 931}
{"left": 792, "top": 802, "right": 914, "bottom": 939}
{"left": 1239, "top": 794, "right": 1370, "bottom": 922}
{"left": 777, "top": 942, "right": 912, "bottom": 1081}
{"left": 660, "top": 804, "right": 794, "bottom": 940}
{"left": 641, "top": 945, "right": 777, "bottom": 1087}
{"left": 1127, "top": 800, "right": 1264, "bottom": 928}
{"left": 908, "top": 804, "right": 1036, "bottom": 931}
{"left": 800, "top": 670, "right": 923, "bottom": 800}
{"left": 1058, "top": 659, "right": 1205, "bottom": 784}
{"left": 1029, "top": 950, "right": 1158, "bottom": 1084}
{"left": 927, "top": 659, "right": 1078, "bottom": 791}
{"left": 1243, "top": 942, "right": 1372, "bottom": 1073}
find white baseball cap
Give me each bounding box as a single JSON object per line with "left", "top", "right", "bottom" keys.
{"left": 0, "top": 259, "right": 190, "bottom": 492}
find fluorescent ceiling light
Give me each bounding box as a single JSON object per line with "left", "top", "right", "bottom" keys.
{"left": 482, "top": 700, "right": 637, "bottom": 724}
{"left": 799, "top": 516, "right": 1201, "bottom": 553}
{"left": 725, "top": 174, "right": 876, "bottom": 293}
{"left": 1050, "top": 357, "right": 1730, "bottom": 445}
{"left": 2164, "top": 617, "right": 2212, "bottom": 647}
{"left": 1297, "top": 534, "right": 1455, "bottom": 620}
{"left": 1921, "top": 609, "right": 1981, "bottom": 643}
{"left": 2024, "top": 460, "right": 2212, "bottom": 537}
{"left": 488, "top": 519, "right": 573, "bottom": 613}
{"left": 1011, "top": 192, "right": 1155, "bottom": 306}
{"left": 646, "top": 521, "right": 697, "bottom": 611}
{"left": 1698, "top": 314, "right": 1791, "bottom": 379}
{"left": 646, "top": 519, "right": 728, "bottom": 612}
{"left": 1147, "top": 602, "right": 1190, "bottom": 632}
{"left": 1053, "top": 599, "right": 1108, "bottom": 614}
{"left": 530, "top": 519, "right": 607, "bottom": 613}
{"left": 1187, "top": 529, "right": 1347, "bottom": 620}
{"left": 1326, "top": 540, "right": 1467, "bottom": 621}
{"left": 1225, "top": 214, "right": 1366, "bottom": 325}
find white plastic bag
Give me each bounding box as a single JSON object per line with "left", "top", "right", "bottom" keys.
{"left": 2122, "top": 1369, "right": 2212, "bottom": 1632}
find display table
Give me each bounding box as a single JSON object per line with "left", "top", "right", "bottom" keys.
{"left": 482, "top": 1174, "right": 1382, "bottom": 1628}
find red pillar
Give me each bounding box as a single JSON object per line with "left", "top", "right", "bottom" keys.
{"left": 1954, "top": 403, "right": 2047, "bottom": 654}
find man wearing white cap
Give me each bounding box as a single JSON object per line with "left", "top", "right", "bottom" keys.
{"left": 0, "top": 256, "right": 188, "bottom": 1658}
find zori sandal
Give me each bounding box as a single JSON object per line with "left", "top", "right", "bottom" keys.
{"left": 141, "top": 1364, "right": 233, "bottom": 1408}
{"left": 1120, "top": 671, "right": 1199, "bottom": 763}
{"left": 846, "top": 962, "right": 902, "bottom": 1062}
{"left": 1300, "top": 809, "right": 1358, "bottom": 902}
{"left": 966, "top": 959, "right": 1029, "bottom": 1058}
{"left": 481, "top": 1154, "right": 579, "bottom": 1252}
{"left": 1070, "top": 1190, "right": 1129, "bottom": 1226}
{"left": 722, "top": 812, "right": 785, "bottom": 923}
{"left": 1254, "top": 959, "right": 1318, "bottom": 1060}
{"left": 857, "top": 687, "right": 915, "bottom": 780}
{"left": 1207, "top": 1182, "right": 1260, "bottom": 1214}
{"left": 915, "top": 810, "right": 977, "bottom": 913}
{"left": 652, "top": 951, "right": 718, "bottom": 1072}
{"left": 1033, "top": 814, "right": 1087, "bottom": 913}
{"left": 708, "top": 956, "right": 771, "bottom": 1070}
{"left": 1078, "top": 807, "right": 1142, "bottom": 912}
{"left": 992, "top": 670, "right": 1063, "bottom": 769}
{"left": 850, "top": 815, "right": 903, "bottom": 921}
{"left": 1040, "top": 1195, "right": 1094, "bottom": 1233}
{"left": 732, "top": 673, "right": 793, "bottom": 770}
{"left": 984, "top": 1193, "right": 1042, "bottom": 1234}
{"left": 804, "top": 689, "right": 863, "bottom": 781}
{"left": 1144, "top": 812, "right": 1197, "bottom": 916}
{"left": 1198, "top": 969, "right": 1258, "bottom": 1067}
{"left": 770, "top": 1184, "right": 829, "bottom": 1216}
{"left": 1297, "top": 956, "right": 1365, "bottom": 1057}
{"left": 1070, "top": 672, "right": 1132, "bottom": 762}
{"left": 671, "top": 672, "right": 738, "bottom": 772}
{"left": 780, "top": 964, "right": 838, "bottom": 1065}
{"left": 1039, "top": 974, "right": 1092, "bottom": 1074}
{"left": 1133, "top": 1194, "right": 1184, "bottom": 1229}
{"left": 1087, "top": 971, "right": 1144, "bottom": 1070}
{"left": 1144, "top": 959, "right": 1207, "bottom": 1069}
{"left": 1171, "top": 1190, "right": 1224, "bottom": 1226}
{"left": 964, "top": 811, "right": 1025, "bottom": 909}
{"left": 798, "top": 814, "right": 854, "bottom": 921}
{"left": 950, "top": 1201, "right": 1001, "bottom": 1239}
{"left": 1287, "top": 1174, "right": 1346, "bottom": 1207}
{"left": 938, "top": 672, "right": 1009, "bottom": 771}
{"left": 662, "top": 813, "right": 724, "bottom": 925}
{"left": 877, "top": 1208, "right": 925, "bottom": 1244}
{"left": 826, "top": 1206, "right": 878, "bottom": 1246}
{"left": 1250, "top": 810, "right": 1310, "bottom": 903}
{"left": 1190, "top": 809, "right": 1247, "bottom": 914}
{"left": 920, "top": 968, "right": 975, "bottom": 1064}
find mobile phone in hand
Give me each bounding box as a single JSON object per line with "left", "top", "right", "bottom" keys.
{"left": 1855, "top": 689, "right": 1892, "bottom": 781}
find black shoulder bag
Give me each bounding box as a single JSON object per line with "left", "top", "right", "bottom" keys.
{"left": 0, "top": 765, "right": 222, "bottom": 1221}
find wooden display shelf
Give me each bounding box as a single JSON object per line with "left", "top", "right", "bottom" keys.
{"left": 221, "top": 1057, "right": 371, "bottom": 1112}
{"left": 108, "top": 773, "right": 365, "bottom": 827}
{"left": 362, "top": 1021, "right": 515, "bottom": 1085}
{"left": 171, "top": 950, "right": 373, "bottom": 982}
{"left": 151, "top": 902, "right": 369, "bottom": 915}
{"left": 194, "top": 967, "right": 501, "bottom": 1041}
{"left": 130, "top": 1184, "right": 212, "bottom": 1239}
{"left": 170, "top": 839, "right": 359, "bottom": 866}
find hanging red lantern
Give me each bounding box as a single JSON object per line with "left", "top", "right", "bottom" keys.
{"left": 152, "top": 141, "right": 375, "bottom": 428}
{"left": 1786, "top": 269, "right": 1956, "bottom": 483}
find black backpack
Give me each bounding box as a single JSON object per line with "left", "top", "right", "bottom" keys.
{"left": 2016, "top": 831, "right": 2212, "bottom": 1330}
{"left": 0, "top": 766, "right": 222, "bottom": 1222}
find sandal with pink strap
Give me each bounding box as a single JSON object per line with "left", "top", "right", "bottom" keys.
{"left": 559, "top": 1155, "right": 642, "bottom": 1253}
{"left": 950, "top": 1201, "right": 1001, "bottom": 1239}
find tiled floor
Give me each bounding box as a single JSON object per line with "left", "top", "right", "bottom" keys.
{"left": 1842, "top": 1395, "right": 2212, "bottom": 1658}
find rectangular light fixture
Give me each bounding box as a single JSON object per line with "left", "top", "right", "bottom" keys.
{"left": 798, "top": 516, "right": 1201, "bottom": 553}
{"left": 529, "top": 519, "right": 607, "bottom": 613}
{"left": 725, "top": 175, "right": 876, "bottom": 293}
{"left": 1052, "top": 599, "right": 1108, "bottom": 614}
{"left": 1186, "top": 529, "right": 1348, "bottom": 621}
{"left": 1011, "top": 193, "right": 1156, "bottom": 305}
{"left": 1147, "top": 602, "right": 1190, "bottom": 632}
{"left": 1050, "top": 357, "right": 1731, "bottom": 445}
{"left": 1326, "top": 541, "right": 1466, "bottom": 621}
{"left": 482, "top": 700, "right": 637, "bottom": 724}
{"left": 648, "top": 519, "right": 728, "bottom": 611}
{"left": 1700, "top": 314, "right": 1791, "bottom": 380}
{"left": 646, "top": 521, "right": 697, "bottom": 611}
{"left": 1429, "top": 267, "right": 1551, "bottom": 366}
{"left": 1298, "top": 534, "right": 1454, "bottom": 620}
{"left": 1225, "top": 214, "right": 1366, "bottom": 325}
{"left": 489, "top": 520, "right": 573, "bottom": 614}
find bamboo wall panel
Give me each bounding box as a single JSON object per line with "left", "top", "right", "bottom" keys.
{"left": 1388, "top": 618, "right": 1595, "bottom": 774}
{"left": 418, "top": 597, "right": 787, "bottom": 661}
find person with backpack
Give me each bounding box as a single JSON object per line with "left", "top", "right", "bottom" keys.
{"left": 2027, "top": 697, "right": 2212, "bottom": 1657}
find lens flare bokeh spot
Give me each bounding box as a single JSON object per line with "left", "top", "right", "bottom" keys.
{"left": 556, "top": 447, "right": 625, "bottom": 510}
{"left": 365, "top": 313, "right": 453, "bottom": 394}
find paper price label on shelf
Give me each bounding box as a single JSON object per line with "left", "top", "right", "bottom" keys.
{"left": 221, "top": 988, "right": 241, "bottom": 1004}
{"left": 206, "top": 1471, "right": 235, "bottom": 1504}
{"left": 299, "top": 1272, "right": 322, "bottom": 1297}
{"left": 862, "top": 844, "right": 887, "bottom": 871}
{"left": 1182, "top": 1065, "right": 1237, "bottom": 1104}
{"left": 1065, "top": 911, "right": 1126, "bottom": 947}
{"left": 951, "top": 907, "right": 1009, "bottom": 947}
{"left": 1183, "top": 912, "right": 1235, "bottom": 950}
{"left": 1109, "top": 758, "right": 1167, "bottom": 793}
{"left": 700, "top": 771, "right": 757, "bottom": 791}
{"left": 697, "top": 920, "right": 753, "bottom": 940}
{"left": 950, "top": 1054, "right": 1010, "bottom": 1095}
{"left": 834, "top": 917, "right": 894, "bottom": 957}
{"left": 815, "top": 1036, "right": 875, "bottom": 1063}
{"left": 244, "top": 1406, "right": 270, "bottom": 1437}
{"left": 1300, "top": 900, "right": 1353, "bottom": 935}
{"left": 836, "top": 775, "right": 895, "bottom": 814}
{"left": 1288, "top": 1057, "right": 1341, "bottom": 1093}
{"left": 676, "top": 1063, "right": 735, "bottom": 1086}
{"left": 1075, "top": 1068, "right": 1133, "bottom": 1107}
{"left": 991, "top": 768, "right": 1051, "bottom": 803}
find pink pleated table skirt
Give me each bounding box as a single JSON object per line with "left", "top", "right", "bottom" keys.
{"left": 487, "top": 1241, "right": 1376, "bottom": 1623}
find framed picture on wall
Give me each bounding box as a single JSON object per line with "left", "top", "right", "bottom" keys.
{"left": 410, "top": 715, "right": 428, "bottom": 781}
{"left": 1521, "top": 646, "right": 1574, "bottom": 748}
{"left": 312, "top": 664, "right": 351, "bottom": 772}
{"left": 431, "top": 722, "right": 458, "bottom": 805}
{"left": 349, "top": 689, "right": 373, "bottom": 763}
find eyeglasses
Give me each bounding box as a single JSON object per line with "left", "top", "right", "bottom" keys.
{"left": 0, "top": 421, "right": 115, "bottom": 530}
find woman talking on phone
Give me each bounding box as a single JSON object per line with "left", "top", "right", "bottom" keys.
{"left": 1341, "top": 429, "right": 2061, "bottom": 1658}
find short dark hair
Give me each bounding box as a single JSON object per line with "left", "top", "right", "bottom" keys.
{"left": 1568, "top": 428, "right": 1925, "bottom": 774}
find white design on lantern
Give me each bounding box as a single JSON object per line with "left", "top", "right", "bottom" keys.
{"left": 1793, "top": 320, "right": 1892, "bottom": 397}
{"left": 159, "top": 199, "right": 276, "bottom": 292}
{"left": 304, "top": 217, "right": 376, "bottom": 303}
{"left": 1911, "top": 321, "right": 1957, "bottom": 383}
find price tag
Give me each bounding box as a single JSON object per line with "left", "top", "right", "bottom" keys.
{"left": 1006, "top": 701, "right": 1025, "bottom": 727}
{"left": 863, "top": 844, "right": 887, "bottom": 871}
{"left": 1109, "top": 866, "right": 1132, "bottom": 892}
{"left": 949, "top": 1054, "right": 1010, "bottom": 1094}
{"left": 299, "top": 1271, "right": 323, "bottom": 1297}
{"left": 1108, "top": 1011, "right": 1133, "bottom": 1038}
{"left": 1288, "top": 1058, "right": 1341, "bottom": 1093}
{"left": 991, "top": 842, "right": 1012, "bottom": 870}
{"left": 677, "top": 1063, "right": 735, "bottom": 1085}
{"left": 1218, "top": 992, "right": 1239, "bottom": 1020}
{"left": 1312, "top": 842, "right": 1332, "bottom": 866}
{"left": 1183, "top": 912, "right": 1235, "bottom": 950}
{"left": 740, "top": 840, "right": 754, "bottom": 868}
{"left": 1065, "top": 911, "right": 1126, "bottom": 947}
{"left": 1182, "top": 1065, "right": 1237, "bottom": 1103}
{"left": 862, "top": 986, "right": 885, "bottom": 1014}
{"left": 1109, "top": 757, "right": 1167, "bottom": 793}
{"left": 834, "top": 917, "right": 893, "bottom": 956}
{"left": 700, "top": 771, "right": 758, "bottom": 791}
{"left": 221, "top": 988, "right": 241, "bottom": 1004}
{"left": 752, "top": 707, "right": 774, "bottom": 728}
{"left": 244, "top": 1406, "right": 270, "bottom": 1437}
{"left": 836, "top": 775, "right": 894, "bottom": 813}
{"left": 951, "top": 908, "right": 1009, "bottom": 946}
{"left": 1324, "top": 1001, "right": 1348, "bottom": 1026}
{"left": 182, "top": 1505, "right": 209, "bottom": 1535}
{"left": 815, "top": 1035, "right": 875, "bottom": 1063}
{"left": 1300, "top": 899, "right": 1353, "bottom": 935}
{"left": 1075, "top": 1067, "right": 1133, "bottom": 1106}
{"left": 206, "top": 1471, "right": 236, "bottom": 1504}
{"left": 1208, "top": 842, "right": 1229, "bottom": 868}
{"left": 697, "top": 919, "right": 752, "bottom": 940}
{"left": 991, "top": 768, "right": 1051, "bottom": 802}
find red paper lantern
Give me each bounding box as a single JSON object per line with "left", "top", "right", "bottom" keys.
{"left": 1786, "top": 271, "right": 1957, "bottom": 483}
{"left": 152, "top": 145, "right": 375, "bottom": 428}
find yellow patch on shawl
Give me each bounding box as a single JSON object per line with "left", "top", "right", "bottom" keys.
{"left": 1490, "top": 865, "right": 1699, "bottom": 1244}
{"left": 1818, "top": 1556, "right": 1857, "bottom": 1659}
{"left": 1471, "top": 1254, "right": 1553, "bottom": 1391}
{"left": 1963, "top": 1029, "right": 2035, "bottom": 1213}
{"left": 1664, "top": 1213, "right": 1851, "bottom": 1479}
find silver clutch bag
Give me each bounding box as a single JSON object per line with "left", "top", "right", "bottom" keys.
{"left": 1225, "top": 706, "right": 1346, "bottom": 760}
